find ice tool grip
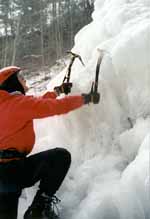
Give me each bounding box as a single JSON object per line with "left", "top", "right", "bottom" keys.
{"left": 93, "top": 50, "right": 104, "bottom": 93}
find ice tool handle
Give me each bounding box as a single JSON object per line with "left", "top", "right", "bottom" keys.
{"left": 91, "top": 50, "right": 104, "bottom": 95}
{"left": 63, "top": 51, "right": 85, "bottom": 83}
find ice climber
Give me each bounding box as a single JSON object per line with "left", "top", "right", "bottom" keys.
{"left": 0, "top": 66, "right": 100, "bottom": 219}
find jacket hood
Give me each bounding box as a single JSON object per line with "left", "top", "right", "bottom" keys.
{"left": 0, "top": 66, "right": 21, "bottom": 84}
{"left": 0, "top": 71, "right": 25, "bottom": 95}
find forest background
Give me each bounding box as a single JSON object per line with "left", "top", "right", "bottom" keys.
{"left": 0, "top": 0, "right": 94, "bottom": 72}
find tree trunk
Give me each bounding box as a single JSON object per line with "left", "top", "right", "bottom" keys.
{"left": 11, "top": 14, "right": 21, "bottom": 65}
{"left": 40, "top": 0, "right": 45, "bottom": 67}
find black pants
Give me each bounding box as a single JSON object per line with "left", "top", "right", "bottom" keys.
{"left": 0, "top": 148, "right": 71, "bottom": 219}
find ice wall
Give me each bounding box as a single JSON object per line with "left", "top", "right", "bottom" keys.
{"left": 23, "top": 1, "right": 150, "bottom": 219}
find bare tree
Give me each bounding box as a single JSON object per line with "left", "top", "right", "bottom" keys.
{"left": 40, "top": 0, "right": 45, "bottom": 67}
{"left": 11, "top": 14, "right": 21, "bottom": 65}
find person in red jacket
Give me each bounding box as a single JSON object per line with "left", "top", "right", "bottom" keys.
{"left": 0, "top": 66, "right": 99, "bottom": 219}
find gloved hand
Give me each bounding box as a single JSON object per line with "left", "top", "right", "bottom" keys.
{"left": 82, "top": 92, "right": 100, "bottom": 104}
{"left": 54, "top": 82, "right": 72, "bottom": 95}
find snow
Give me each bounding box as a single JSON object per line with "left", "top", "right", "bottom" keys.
{"left": 19, "top": 0, "right": 150, "bottom": 218}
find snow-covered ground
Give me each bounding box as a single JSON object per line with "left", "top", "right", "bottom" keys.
{"left": 19, "top": 0, "right": 150, "bottom": 218}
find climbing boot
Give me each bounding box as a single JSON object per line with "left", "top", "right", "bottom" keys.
{"left": 24, "top": 190, "right": 60, "bottom": 219}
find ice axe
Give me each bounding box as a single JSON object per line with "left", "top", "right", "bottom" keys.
{"left": 54, "top": 51, "right": 85, "bottom": 95}
{"left": 63, "top": 51, "right": 85, "bottom": 83}
{"left": 90, "top": 49, "right": 105, "bottom": 103}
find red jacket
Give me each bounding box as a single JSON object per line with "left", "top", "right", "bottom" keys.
{"left": 0, "top": 90, "right": 84, "bottom": 154}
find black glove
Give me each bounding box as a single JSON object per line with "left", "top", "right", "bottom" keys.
{"left": 82, "top": 92, "right": 100, "bottom": 104}
{"left": 54, "top": 82, "right": 72, "bottom": 95}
